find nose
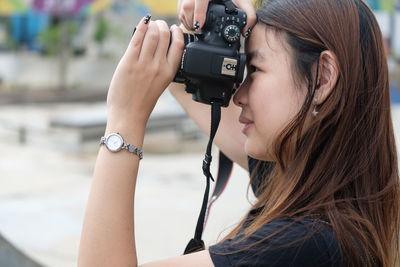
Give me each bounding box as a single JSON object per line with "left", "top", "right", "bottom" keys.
{"left": 233, "top": 78, "right": 250, "bottom": 107}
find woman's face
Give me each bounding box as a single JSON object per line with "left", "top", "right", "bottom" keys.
{"left": 234, "top": 23, "right": 307, "bottom": 161}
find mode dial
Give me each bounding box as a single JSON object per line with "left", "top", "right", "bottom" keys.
{"left": 223, "top": 25, "right": 241, "bottom": 43}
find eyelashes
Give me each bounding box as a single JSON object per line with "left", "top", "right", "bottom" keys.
{"left": 247, "top": 65, "right": 260, "bottom": 73}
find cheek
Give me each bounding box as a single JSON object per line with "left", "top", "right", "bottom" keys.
{"left": 252, "top": 80, "right": 300, "bottom": 130}
{"left": 248, "top": 77, "right": 305, "bottom": 156}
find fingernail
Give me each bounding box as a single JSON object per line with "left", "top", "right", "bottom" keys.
{"left": 144, "top": 14, "right": 151, "bottom": 24}
{"left": 245, "top": 28, "right": 252, "bottom": 38}
{"left": 194, "top": 21, "right": 200, "bottom": 31}
{"left": 132, "top": 27, "right": 136, "bottom": 36}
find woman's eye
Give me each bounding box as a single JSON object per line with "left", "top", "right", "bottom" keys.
{"left": 249, "top": 65, "right": 260, "bottom": 73}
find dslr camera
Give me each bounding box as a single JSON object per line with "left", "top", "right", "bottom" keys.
{"left": 174, "top": 0, "right": 247, "bottom": 107}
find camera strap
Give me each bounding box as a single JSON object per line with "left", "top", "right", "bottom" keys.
{"left": 183, "top": 102, "right": 234, "bottom": 254}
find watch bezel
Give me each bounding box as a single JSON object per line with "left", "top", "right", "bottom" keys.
{"left": 105, "top": 133, "right": 124, "bottom": 152}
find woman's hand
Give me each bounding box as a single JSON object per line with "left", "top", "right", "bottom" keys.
{"left": 178, "top": 0, "right": 257, "bottom": 35}
{"left": 106, "top": 17, "right": 184, "bottom": 129}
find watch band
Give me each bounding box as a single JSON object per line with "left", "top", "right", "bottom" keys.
{"left": 100, "top": 133, "right": 143, "bottom": 160}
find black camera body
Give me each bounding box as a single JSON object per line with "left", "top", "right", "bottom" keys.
{"left": 174, "top": 1, "right": 247, "bottom": 107}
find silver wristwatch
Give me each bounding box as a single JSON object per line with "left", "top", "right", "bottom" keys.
{"left": 100, "top": 133, "right": 143, "bottom": 160}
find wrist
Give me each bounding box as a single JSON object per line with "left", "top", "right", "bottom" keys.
{"left": 105, "top": 119, "right": 146, "bottom": 148}
{"left": 100, "top": 132, "right": 144, "bottom": 159}
{"left": 107, "top": 107, "right": 150, "bottom": 124}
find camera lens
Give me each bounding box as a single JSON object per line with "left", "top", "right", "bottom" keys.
{"left": 223, "top": 25, "right": 241, "bottom": 43}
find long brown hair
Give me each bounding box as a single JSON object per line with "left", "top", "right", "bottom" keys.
{"left": 224, "top": 0, "right": 400, "bottom": 266}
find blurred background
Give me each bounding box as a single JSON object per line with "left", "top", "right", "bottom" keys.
{"left": 0, "top": 0, "right": 400, "bottom": 266}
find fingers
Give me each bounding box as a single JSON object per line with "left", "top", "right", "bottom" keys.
{"left": 232, "top": 0, "right": 257, "bottom": 35}
{"left": 193, "top": 0, "right": 209, "bottom": 30}
{"left": 140, "top": 21, "right": 160, "bottom": 61}
{"left": 126, "top": 15, "right": 151, "bottom": 60}
{"left": 130, "top": 18, "right": 183, "bottom": 75}
{"left": 179, "top": 0, "right": 195, "bottom": 31}
{"left": 179, "top": 0, "right": 210, "bottom": 31}
{"left": 167, "top": 25, "right": 185, "bottom": 72}
{"left": 154, "top": 20, "right": 171, "bottom": 61}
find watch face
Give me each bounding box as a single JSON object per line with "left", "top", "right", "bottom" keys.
{"left": 106, "top": 134, "right": 124, "bottom": 152}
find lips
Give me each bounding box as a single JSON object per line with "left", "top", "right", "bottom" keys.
{"left": 239, "top": 114, "right": 254, "bottom": 134}
{"left": 239, "top": 115, "right": 253, "bottom": 124}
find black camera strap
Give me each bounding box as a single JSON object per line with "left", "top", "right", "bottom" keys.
{"left": 184, "top": 102, "right": 233, "bottom": 254}
{"left": 204, "top": 151, "right": 233, "bottom": 224}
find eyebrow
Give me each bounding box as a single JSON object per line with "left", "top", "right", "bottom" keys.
{"left": 246, "top": 50, "right": 266, "bottom": 62}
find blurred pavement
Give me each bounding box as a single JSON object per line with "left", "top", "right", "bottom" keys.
{"left": 0, "top": 144, "right": 253, "bottom": 266}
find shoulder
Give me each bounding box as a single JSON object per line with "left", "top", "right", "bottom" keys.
{"left": 209, "top": 217, "right": 342, "bottom": 267}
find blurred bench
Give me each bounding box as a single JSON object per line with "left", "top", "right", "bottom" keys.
{"left": 49, "top": 111, "right": 201, "bottom": 143}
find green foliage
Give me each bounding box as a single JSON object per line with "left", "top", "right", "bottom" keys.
{"left": 0, "top": 19, "right": 16, "bottom": 50}
{"left": 37, "top": 24, "right": 59, "bottom": 55}
{"left": 37, "top": 20, "right": 78, "bottom": 56}
{"left": 93, "top": 16, "right": 109, "bottom": 45}
{"left": 5, "top": 35, "right": 17, "bottom": 50}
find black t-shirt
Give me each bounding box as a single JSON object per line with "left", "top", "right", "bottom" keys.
{"left": 208, "top": 158, "right": 342, "bottom": 266}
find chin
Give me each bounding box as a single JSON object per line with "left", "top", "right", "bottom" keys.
{"left": 245, "top": 139, "right": 272, "bottom": 162}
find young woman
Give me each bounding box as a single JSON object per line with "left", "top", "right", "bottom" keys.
{"left": 78, "top": 0, "right": 400, "bottom": 266}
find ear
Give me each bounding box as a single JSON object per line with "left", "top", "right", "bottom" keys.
{"left": 314, "top": 50, "right": 339, "bottom": 104}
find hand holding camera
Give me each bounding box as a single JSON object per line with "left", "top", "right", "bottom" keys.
{"left": 175, "top": 0, "right": 252, "bottom": 107}
{"left": 107, "top": 0, "right": 256, "bottom": 131}
{"left": 106, "top": 18, "right": 184, "bottom": 130}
